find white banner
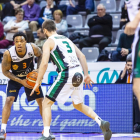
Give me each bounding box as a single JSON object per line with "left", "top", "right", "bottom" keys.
{"left": 0, "top": 62, "right": 125, "bottom": 84}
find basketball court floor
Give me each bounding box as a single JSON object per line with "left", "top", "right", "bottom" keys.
{"left": 5, "top": 133, "right": 140, "bottom": 140}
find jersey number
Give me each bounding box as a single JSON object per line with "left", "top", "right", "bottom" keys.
{"left": 23, "top": 63, "right": 27, "bottom": 69}
{"left": 62, "top": 41, "right": 72, "bottom": 53}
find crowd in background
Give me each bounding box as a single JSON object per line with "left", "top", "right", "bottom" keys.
{"left": 0, "top": 0, "right": 134, "bottom": 62}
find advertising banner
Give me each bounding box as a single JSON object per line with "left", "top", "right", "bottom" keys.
{"left": 0, "top": 62, "right": 125, "bottom": 84}
{"left": 0, "top": 84, "right": 133, "bottom": 133}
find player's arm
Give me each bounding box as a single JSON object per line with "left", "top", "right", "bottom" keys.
{"left": 73, "top": 44, "right": 94, "bottom": 88}
{"left": 31, "top": 43, "right": 42, "bottom": 69}
{"left": 124, "top": 10, "right": 140, "bottom": 35}
{"left": 30, "top": 39, "right": 54, "bottom": 96}
{"left": 2, "top": 50, "right": 32, "bottom": 89}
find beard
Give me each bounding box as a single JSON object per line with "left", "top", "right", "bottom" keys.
{"left": 128, "top": 69, "right": 132, "bottom": 74}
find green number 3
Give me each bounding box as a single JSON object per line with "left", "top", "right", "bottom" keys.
{"left": 62, "top": 41, "right": 72, "bottom": 53}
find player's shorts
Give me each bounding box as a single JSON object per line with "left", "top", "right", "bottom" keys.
{"left": 133, "top": 29, "right": 140, "bottom": 78}
{"left": 46, "top": 66, "right": 84, "bottom": 105}
{"left": 7, "top": 79, "right": 44, "bottom": 102}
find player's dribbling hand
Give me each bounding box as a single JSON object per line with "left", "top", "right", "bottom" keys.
{"left": 124, "top": 20, "right": 139, "bottom": 35}
{"left": 30, "top": 82, "right": 40, "bottom": 96}
{"left": 21, "top": 79, "right": 33, "bottom": 89}
{"left": 84, "top": 74, "right": 94, "bottom": 89}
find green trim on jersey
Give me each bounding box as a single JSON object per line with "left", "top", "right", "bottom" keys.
{"left": 54, "top": 36, "right": 67, "bottom": 39}
{"left": 49, "top": 71, "right": 66, "bottom": 98}
{"left": 134, "top": 41, "right": 140, "bottom": 78}
{"left": 53, "top": 49, "right": 67, "bottom": 70}
{"left": 50, "top": 54, "right": 61, "bottom": 72}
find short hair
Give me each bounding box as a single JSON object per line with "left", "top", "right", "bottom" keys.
{"left": 15, "top": 8, "right": 24, "bottom": 16}
{"left": 38, "top": 28, "right": 44, "bottom": 33}
{"left": 42, "top": 19, "right": 56, "bottom": 32}
{"left": 126, "top": 53, "right": 132, "bottom": 63}
{"left": 13, "top": 32, "right": 27, "bottom": 41}
{"left": 53, "top": 10, "right": 63, "bottom": 19}
{"left": 97, "top": 4, "right": 106, "bottom": 9}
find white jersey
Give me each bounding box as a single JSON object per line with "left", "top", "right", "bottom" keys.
{"left": 8, "top": 43, "right": 35, "bottom": 78}
{"left": 49, "top": 34, "right": 80, "bottom": 73}
{"left": 125, "top": 0, "right": 140, "bottom": 28}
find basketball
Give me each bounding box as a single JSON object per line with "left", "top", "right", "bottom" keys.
{"left": 26, "top": 71, "right": 38, "bottom": 87}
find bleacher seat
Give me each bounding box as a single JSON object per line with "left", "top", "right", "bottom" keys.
{"left": 94, "top": 0, "right": 97, "bottom": 12}
{"left": 100, "top": 0, "right": 116, "bottom": 12}
{"left": 84, "top": 14, "right": 96, "bottom": 28}
{"left": 118, "top": 0, "right": 125, "bottom": 11}
{"left": 111, "top": 29, "right": 124, "bottom": 47}
{"left": 39, "top": 1, "right": 47, "bottom": 9}
{"left": 66, "top": 15, "right": 83, "bottom": 28}
{"left": 59, "top": 0, "right": 75, "bottom": 6}
{"left": 0, "top": 49, "right": 7, "bottom": 53}
{"left": 114, "top": 29, "right": 124, "bottom": 44}
{"left": 110, "top": 14, "right": 121, "bottom": 29}
{"left": 105, "top": 47, "right": 117, "bottom": 52}
{"left": 82, "top": 47, "right": 99, "bottom": 62}
{"left": 74, "top": 30, "right": 89, "bottom": 36}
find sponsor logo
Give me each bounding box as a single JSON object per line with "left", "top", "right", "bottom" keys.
{"left": 48, "top": 71, "right": 58, "bottom": 84}
{"left": 28, "top": 52, "right": 33, "bottom": 57}
{"left": 0, "top": 86, "right": 95, "bottom": 112}
{"left": 12, "top": 58, "right": 20, "bottom": 61}
{"left": 9, "top": 90, "right": 16, "bottom": 93}
{"left": 97, "top": 68, "right": 119, "bottom": 83}
{"left": 12, "top": 64, "right": 19, "bottom": 70}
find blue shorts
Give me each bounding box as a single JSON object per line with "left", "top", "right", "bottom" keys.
{"left": 7, "top": 80, "right": 44, "bottom": 102}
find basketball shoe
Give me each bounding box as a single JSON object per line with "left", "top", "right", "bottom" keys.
{"left": 36, "top": 134, "right": 55, "bottom": 140}
{"left": 0, "top": 130, "right": 6, "bottom": 140}
{"left": 42, "top": 130, "right": 55, "bottom": 139}
{"left": 100, "top": 120, "right": 112, "bottom": 140}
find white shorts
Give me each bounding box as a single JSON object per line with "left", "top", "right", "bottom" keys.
{"left": 46, "top": 66, "right": 84, "bottom": 105}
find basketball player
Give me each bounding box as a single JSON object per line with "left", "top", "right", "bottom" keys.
{"left": 0, "top": 32, "right": 44, "bottom": 140}
{"left": 124, "top": 0, "right": 140, "bottom": 108}
{"left": 30, "top": 20, "right": 112, "bottom": 140}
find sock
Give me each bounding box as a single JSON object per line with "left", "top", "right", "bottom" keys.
{"left": 1, "top": 124, "right": 7, "bottom": 133}
{"left": 43, "top": 126, "right": 50, "bottom": 137}
{"left": 95, "top": 116, "right": 102, "bottom": 126}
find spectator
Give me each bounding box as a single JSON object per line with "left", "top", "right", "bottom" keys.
{"left": 1, "top": 0, "right": 28, "bottom": 21}
{"left": 53, "top": 10, "right": 68, "bottom": 37}
{"left": 115, "top": 55, "right": 132, "bottom": 83}
{"left": 111, "top": 33, "right": 134, "bottom": 61}
{"left": 66, "top": 0, "right": 94, "bottom": 15}
{"left": 0, "top": 8, "right": 28, "bottom": 48}
{"left": 0, "top": 22, "right": 4, "bottom": 41}
{"left": 115, "top": 56, "right": 140, "bottom": 132}
{"left": 120, "top": 3, "right": 129, "bottom": 29}
{"left": 38, "top": 0, "right": 57, "bottom": 27}
{"left": 35, "top": 28, "right": 47, "bottom": 50}
{"left": 22, "top": 0, "right": 40, "bottom": 32}
{"left": 79, "top": 4, "right": 112, "bottom": 53}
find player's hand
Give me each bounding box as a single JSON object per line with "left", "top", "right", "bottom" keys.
{"left": 30, "top": 82, "right": 40, "bottom": 96}
{"left": 21, "top": 79, "right": 33, "bottom": 89}
{"left": 32, "top": 69, "right": 38, "bottom": 73}
{"left": 124, "top": 20, "right": 139, "bottom": 35}
{"left": 84, "top": 74, "right": 94, "bottom": 89}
